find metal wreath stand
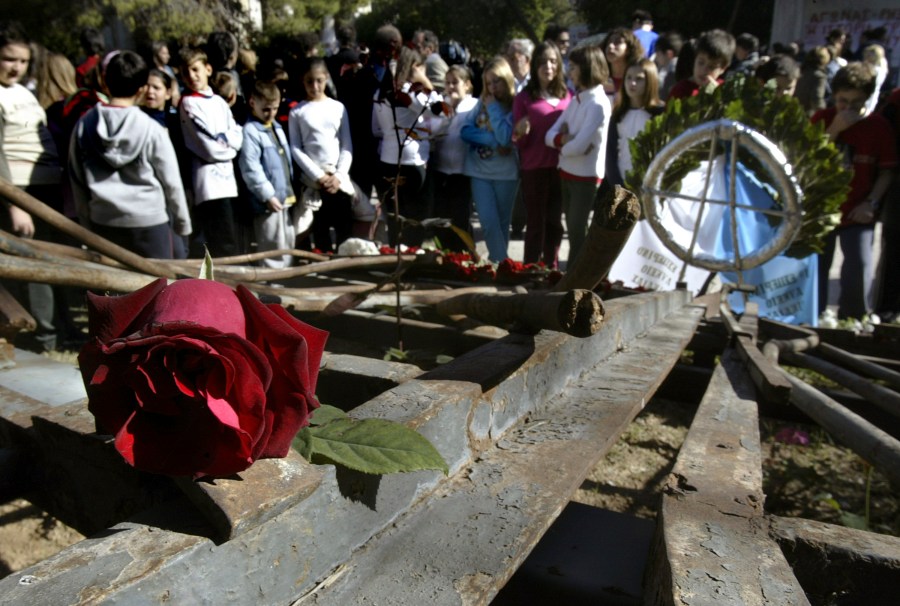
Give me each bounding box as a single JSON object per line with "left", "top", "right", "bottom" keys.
{"left": 640, "top": 119, "right": 804, "bottom": 288}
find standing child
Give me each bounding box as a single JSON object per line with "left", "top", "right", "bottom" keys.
{"left": 812, "top": 63, "right": 897, "bottom": 319}
{"left": 140, "top": 68, "right": 175, "bottom": 128}
{"left": 668, "top": 29, "right": 735, "bottom": 100}
{"left": 460, "top": 56, "right": 519, "bottom": 263}
{"left": 142, "top": 68, "right": 189, "bottom": 258}
{"left": 289, "top": 58, "right": 354, "bottom": 253}
{"left": 238, "top": 80, "right": 295, "bottom": 268}
{"left": 431, "top": 65, "right": 478, "bottom": 250}
{"left": 178, "top": 46, "right": 243, "bottom": 257}
{"left": 0, "top": 23, "right": 65, "bottom": 351}
{"left": 512, "top": 41, "right": 571, "bottom": 268}
{"left": 69, "top": 51, "right": 191, "bottom": 259}
{"left": 545, "top": 44, "right": 612, "bottom": 267}
{"left": 612, "top": 58, "right": 665, "bottom": 184}
{"left": 372, "top": 47, "right": 435, "bottom": 247}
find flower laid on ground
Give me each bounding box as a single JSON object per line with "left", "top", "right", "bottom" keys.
{"left": 377, "top": 244, "right": 422, "bottom": 255}
{"left": 819, "top": 309, "right": 883, "bottom": 333}
{"left": 337, "top": 238, "right": 381, "bottom": 256}
{"left": 78, "top": 278, "right": 328, "bottom": 478}
{"left": 774, "top": 427, "right": 811, "bottom": 446}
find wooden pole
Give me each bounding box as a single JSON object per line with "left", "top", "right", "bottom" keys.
{"left": 171, "top": 248, "right": 330, "bottom": 266}
{"left": 250, "top": 284, "right": 502, "bottom": 314}
{"left": 0, "top": 178, "right": 177, "bottom": 278}
{"left": 552, "top": 184, "right": 641, "bottom": 293}
{"left": 0, "top": 254, "right": 158, "bottom": 293}
{"left": 168, "top": 253, "right": 422, "bottom": 283}
{"left": 782, "top": 350, "right": 900, "bottom": 420}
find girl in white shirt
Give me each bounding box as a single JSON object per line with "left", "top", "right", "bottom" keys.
{"left": 430, "top": 65, "right": 478, "bottom": 250}
{"left": 0, "top": 24, "right": 65, "bottom": 352}
{"left": 545, "top": 45, "right": 611, "bottom": 267}
{"left": 373, "top": 47, "right": 438, "bottom": 246}
{"left": 612, "top": 58, "right": 664, "bottom": 186}
{"left": 289, "top": 58, "right": 354, "bottom": 252}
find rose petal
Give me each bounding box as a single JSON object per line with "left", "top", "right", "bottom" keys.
{"left": 114, "top": 411, "right": 138, "bottom": 465}
{"left": 119, "top": 398, "right": 255, "bottom": 477}
{"left": 206, "top": 396, "right": 242, "bottom": 430}
{"left": 80, "top": 318, "right": 275, "bottom": 476}
{"left": 236, "top": 286, "right": 328, "bottom": 459}
{"left": 86, "top": 278, "right": 168, "bottom": 342}
{"left": 146, "top": 280, "right": 247, "bottom": 336}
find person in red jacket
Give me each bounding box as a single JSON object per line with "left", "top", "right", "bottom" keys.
{"left": 812, "top": 63, "right": 897, "bottom": 319}
{"left": 668, "top": 29, "right": 734, "bottom": 100}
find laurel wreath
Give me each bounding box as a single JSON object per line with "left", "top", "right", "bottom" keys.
{"left": 626, "top": 76, "right": 851, "bottom": 258}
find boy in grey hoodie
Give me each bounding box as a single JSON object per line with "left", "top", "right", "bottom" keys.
{"left": 70, "top": 50, "right": 191, "bottom": 258}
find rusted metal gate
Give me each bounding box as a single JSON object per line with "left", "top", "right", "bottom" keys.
{"left": 1, "top": 289, "right": 899, "bottom": 605}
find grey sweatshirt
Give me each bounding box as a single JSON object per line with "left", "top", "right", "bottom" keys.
{"left": 69, "top": 104, "right": 191, "bottom": 235}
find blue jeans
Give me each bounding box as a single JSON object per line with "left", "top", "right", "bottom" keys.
{"left": 471, "top": 177, "right": 519, "bottom": 262}
{"left": 818, "top": 223, "right": 875, "bottom": 319}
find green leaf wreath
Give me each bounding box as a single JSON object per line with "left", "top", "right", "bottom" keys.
{"left": 626, "top": 76, "right": 851, "bottom": 258}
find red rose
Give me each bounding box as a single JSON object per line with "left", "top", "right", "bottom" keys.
{"left": 78, "top": 279, "right": 328, "bottom": 478}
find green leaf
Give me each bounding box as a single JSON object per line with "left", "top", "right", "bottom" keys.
{"left": 293, "top": 427, "right": 314, "bottom": 459}
{"left": 198, "top": 248, "right": 214, "bottom": 280}
{"left": 839, "top": 511, "right": 869, "bottom": 531}
{"left": 304, "top": 417, "right": 448, "bottom": 475}
{"left": 384, "top": 347, "right": 407, "bottom": 361}
{"left": 308, "top": 404, "right": 349, "bottom": 426}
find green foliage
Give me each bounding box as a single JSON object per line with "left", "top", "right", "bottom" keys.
{"left": 11, "top": 0, "right": 250, "bottom": 58}
{"left": 5, "top": 0, "right": 88, "bottom": 57}
{"left": 383, "top": 346, "right": 408, "bottom": 362}
{"left": 627, "top": 76, "right": 850, "bottom": 258}
{"left": 294, "top": 409, "right": 449, "bottom": 475}
{"left": 818, "top": 492, "right": 869, "bottom": 531}
{"left": 358, "top": 0, "right": 573, "bottom": 57}
{"left": 259, "top": 0, "right": 348, "bottom": 45}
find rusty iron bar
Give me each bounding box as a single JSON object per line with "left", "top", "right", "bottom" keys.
{"left": 781, "top": 350, "right": 900, "bottom": 420}
{"left": 815, "top": 342, "right": 900, "bottom": 391}
{"left": 720, "top": 303, "right": 792, "bottom": 403}
{"left": 780, "top": 370, "right": 900, "bottom": 487}
{"left": 758, "top": 317, "right": 820, "bottom": 362}
{"left": 436, "top": 290, "right": 605, "bottom": 338}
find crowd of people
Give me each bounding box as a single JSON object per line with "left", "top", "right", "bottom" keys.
{"left": 0, "top": 10, "right": 898, "bottom": 351}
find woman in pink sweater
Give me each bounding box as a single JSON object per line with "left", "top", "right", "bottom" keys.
{"left": 512, "top": 41, "right": 571, "bottom": 268}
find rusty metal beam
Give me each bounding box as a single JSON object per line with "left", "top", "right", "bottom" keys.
{"left": 781, "top": 371, "right": 900, "bottom": 487}
{"left": 771, "top": 516, "right": 900, "bottom": 605}
{"left": 720, "top": 304, "right": 792, "bottom": 404}
{"left": 305, "top": 305, "right": 704, "bottom": 605}
{"left": 815, "top": 342, "right": 900, "bottom": 391}
{"left": 782, "top": 350, "right": 900, "bottom": 420}
{"left": 0, "top": 291, "right": 696, "bottom": 605}
{"left": 644, "top": 349, "right": 808, "bottom": 605}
